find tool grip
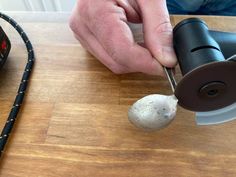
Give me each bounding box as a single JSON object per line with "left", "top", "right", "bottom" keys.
{"left": 210, "top": 30, "right": 236, "bottom": 58}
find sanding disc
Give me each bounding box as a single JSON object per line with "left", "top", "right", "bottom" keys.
{"left": 175, "top": 61, "right": 236, "bottom": 112}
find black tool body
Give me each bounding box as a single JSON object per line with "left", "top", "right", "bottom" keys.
{"left": 0, "top": 26, "right": 10, "bottom": 68}
{"left": 173, "top": 18, "right": 236, "bottom": 112}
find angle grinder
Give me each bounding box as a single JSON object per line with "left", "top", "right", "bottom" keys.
{"left": 173, "top": 18, "right": 236, "bottom": 125}
{"left": 128, "top": 18, "right": 236, "bottom": 130}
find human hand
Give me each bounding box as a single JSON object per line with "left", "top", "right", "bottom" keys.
{"left": 69, "top": 0, "right": 177, "bottom": 75}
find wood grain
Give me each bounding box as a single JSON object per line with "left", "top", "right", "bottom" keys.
{"left": 0, "top": 12, "right": 236, "bottom": 177}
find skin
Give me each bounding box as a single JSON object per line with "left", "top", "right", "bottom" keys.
{"left": 69, "top": 0, "right": 177, "bottom": 76}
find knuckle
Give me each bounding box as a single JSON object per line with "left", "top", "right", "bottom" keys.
{"left": 109, "top": 46, "right": 130, "bottom": 67}
{"left": 153, "top": 17, "right": 172, "bottom": 34}
{"left": 110, "top": 66, "right": 125, "bottom": 74}
{"left": 109, "top": 48, "right": 120, "bottom": 63}
{"left": 69, "top": 16, "right": 77, "bottom": 32}
{"left": 69, "top": 16, "right": 83, "bottom": 38}
{"left": 131, "top": 46, "right": 150, "bottom": 61}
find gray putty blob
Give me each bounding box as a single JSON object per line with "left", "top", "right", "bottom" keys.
{"left": 128, "top": 94, "right": 178, "bottom": 131}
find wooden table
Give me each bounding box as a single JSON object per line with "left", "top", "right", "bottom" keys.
{"left": 0, "top": 12, "right": 236, "bottom": 177}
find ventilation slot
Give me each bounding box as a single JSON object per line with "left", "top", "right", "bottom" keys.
{"left": 191, "top": 46, "right": 220, "bottom": 53}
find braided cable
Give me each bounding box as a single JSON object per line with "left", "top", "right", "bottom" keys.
{"left": 0, "top": 12, "right": 35, "bottom": 156}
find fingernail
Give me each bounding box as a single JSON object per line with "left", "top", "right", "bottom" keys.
{"left": 161, "top": 46, "right": 177, "bottom": 67}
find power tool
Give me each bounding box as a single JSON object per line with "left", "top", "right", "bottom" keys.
{"left": 171, "top": 18, "right": 236, "bottom": 125}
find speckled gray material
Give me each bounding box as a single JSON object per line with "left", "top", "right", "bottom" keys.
{"left": 128, "top": 94, "right": 178, "bottom": 131}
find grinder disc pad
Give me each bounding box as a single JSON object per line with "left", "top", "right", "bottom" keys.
{"left": 175, "top": 61, "right": 236, "bottom": 112}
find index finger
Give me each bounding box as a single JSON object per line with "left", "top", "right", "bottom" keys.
{"left": 87, "top": 3, "right": 164, "bottom": 75}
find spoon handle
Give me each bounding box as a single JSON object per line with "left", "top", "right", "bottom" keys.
{"left": 164, "top": 67, "right": 177, "bottom": 93}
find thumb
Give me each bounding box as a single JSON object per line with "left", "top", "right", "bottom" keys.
{"left": 137, "top": 0, "right": 177, "bottom": 67}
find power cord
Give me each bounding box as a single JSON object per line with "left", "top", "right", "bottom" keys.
{"left": 0, "top": 12, "right": 35, "bottom": 157}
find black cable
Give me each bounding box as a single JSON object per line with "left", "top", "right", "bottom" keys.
{"left": 0, "top": 12, "right": 35, "bottom": 156}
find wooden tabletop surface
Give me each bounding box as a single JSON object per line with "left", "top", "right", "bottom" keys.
{"left": 0, "top": 12, "right": 236, "bottom": 177}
